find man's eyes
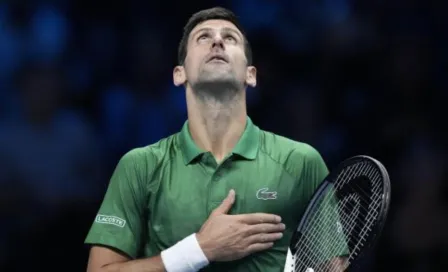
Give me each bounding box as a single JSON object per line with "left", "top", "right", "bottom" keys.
{"left": 197, "top": 33, "right": 238, "bottom": 43}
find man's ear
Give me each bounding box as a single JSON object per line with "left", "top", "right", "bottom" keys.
{"left": 173, "top": 66, "right": 186, "bottom": 86}
{"left": 245, "top": 66, "right": 257, "bottom": 87}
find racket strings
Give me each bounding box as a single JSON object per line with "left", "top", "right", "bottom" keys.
{"left": 293, "top": 194, "right": 379, "bottom": 270}
{"left": 318, "top": 169, "right": 380, "bottom": 271}
{"left": 315, "top": 164, "right": 383, "bottom": 270}
{"left": 293, "top": 162, "right": 380, "bottom": 253}
{"left": 338, "top": 194, "right": 361, "bottom": 237}
{"left": 345, "top": 168, "right": 383, "bottom": 260}
{"left": 292, "top": 161, "right": 384, "bottom": 272}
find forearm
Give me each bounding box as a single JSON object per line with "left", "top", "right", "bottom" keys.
{"left": 100, "top": 255, "right": 165, "bottom": 272}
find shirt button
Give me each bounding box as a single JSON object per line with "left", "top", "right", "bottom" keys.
{"left": 213, "top": 173, "right": 221, "bottom": 181}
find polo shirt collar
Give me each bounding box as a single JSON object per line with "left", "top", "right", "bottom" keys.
{"left": 178, "top": 116, "right": 260, "bottom": 165}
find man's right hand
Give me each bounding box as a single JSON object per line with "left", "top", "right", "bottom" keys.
{"left": 196, "top": 189, "right": 285, "bottom": 262}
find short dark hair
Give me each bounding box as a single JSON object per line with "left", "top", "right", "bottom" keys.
{"left": 177, "top": 7, "right": 252, "bottom": 66}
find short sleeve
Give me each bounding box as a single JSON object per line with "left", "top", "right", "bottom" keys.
{"left": 302, "top": 145, "right": 329, "bottom": 195}
{"left": 84, "top": 149, "right": 148, "bottom": 258}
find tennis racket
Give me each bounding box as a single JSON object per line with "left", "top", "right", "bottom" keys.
{"left": 284, "top": 155, "right": 391, "bottom": 272}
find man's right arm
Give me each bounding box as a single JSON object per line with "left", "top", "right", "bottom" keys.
{"left": 84, "top": 148, "right": 210, "bottom": 272}
{"left": 87, "top": 246, "right": 166, "bottom": 272}
{"left": 84, "top": 149, "right": 160, "bottom": 271}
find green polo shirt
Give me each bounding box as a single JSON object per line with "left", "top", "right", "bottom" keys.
{"left": 85, "top": 117, "right": 347, "bottom": 271}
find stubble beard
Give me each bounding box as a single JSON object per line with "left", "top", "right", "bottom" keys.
{"left": 190, "top": 67, "right": 243, "bottom": 105}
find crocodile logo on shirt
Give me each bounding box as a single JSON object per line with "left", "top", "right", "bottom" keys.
{"left": 256, "top": 188, "right": 277, "bottom": 200}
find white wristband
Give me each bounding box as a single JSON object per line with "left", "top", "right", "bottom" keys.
{"left": 161, "top": 233, "right": 209, "bottom": 272}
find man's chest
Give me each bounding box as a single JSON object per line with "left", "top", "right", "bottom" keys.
{"left": 147, "top": 161, "right": 306, "bottom": 248}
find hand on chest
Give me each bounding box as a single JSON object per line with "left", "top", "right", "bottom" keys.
{"left": 150, "top": 162, "right": 303, "bottom": 246}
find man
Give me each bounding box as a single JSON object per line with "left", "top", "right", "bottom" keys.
{"left": 85, "top": 7, "right": 347, "bottom": 272}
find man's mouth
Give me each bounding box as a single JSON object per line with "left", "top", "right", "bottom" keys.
{"left": 207, "top": 55, "right": 228, "bottom": 63}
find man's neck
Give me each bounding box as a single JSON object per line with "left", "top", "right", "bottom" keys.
{"left": 186, "top": 89, "right": 247, "bottom": 163}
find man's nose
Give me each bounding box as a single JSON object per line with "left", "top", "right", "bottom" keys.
{"left": 211, "top": 35, "right": 224, "bottom": 50}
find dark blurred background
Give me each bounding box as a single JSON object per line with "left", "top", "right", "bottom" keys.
{"left": 0, "top": 0, "right": 446, "bottom": 271}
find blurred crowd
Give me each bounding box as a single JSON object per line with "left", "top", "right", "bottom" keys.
{"left": 0, "top": 0, "right": 446, "bottom": 271}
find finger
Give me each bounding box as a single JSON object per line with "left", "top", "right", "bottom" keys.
{"left": 245, "top": 223, "right": 286, "bottom": 235}
{"left": 237, "top": 213, "right": 282, "bottom": 224}
{"left": 246, "top": 242, "right": 274, "bottom": 254}
{"left": 247, "top": 232, "right": 283, "bottom": 244}
{"left": 210, "top": 189, "right": 235, "bottom": 216}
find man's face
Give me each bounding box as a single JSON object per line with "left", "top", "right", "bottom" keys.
{"left": 174, "top": 19, "right": 256, "bottom": 96}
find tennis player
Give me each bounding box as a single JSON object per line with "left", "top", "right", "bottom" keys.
{"left": 85, "top": 7, "right": 346, "bottom": 272}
